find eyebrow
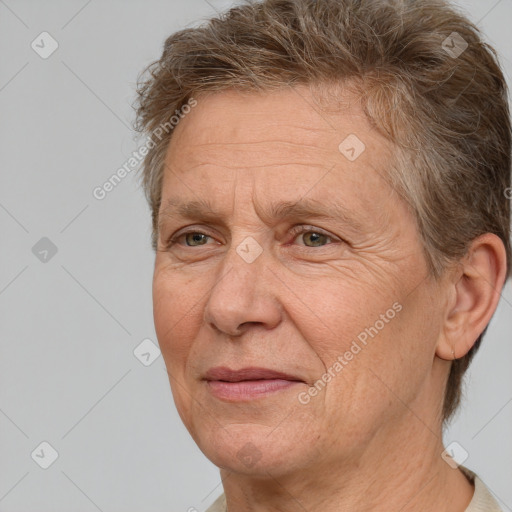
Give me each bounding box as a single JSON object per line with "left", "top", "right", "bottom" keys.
{"left": 158, "top": 196, "right": 365, "bottom": 232}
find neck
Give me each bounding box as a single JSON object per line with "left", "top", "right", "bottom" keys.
{"left": 219, "top": 404, "right": 474, "bottom": 512}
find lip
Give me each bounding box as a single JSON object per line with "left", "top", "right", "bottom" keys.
{"left": 204, "top": 366, "right": 304, "bottom": 401}
{"left": 204, "top": 366, "right": 303, "bottom": 382}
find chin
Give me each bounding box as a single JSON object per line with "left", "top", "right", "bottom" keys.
{"left": 193, "top": 422, "right": 312, "bottom": 477}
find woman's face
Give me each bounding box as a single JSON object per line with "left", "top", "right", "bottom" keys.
{"left": 152, "top": 86, "right": 449, "bottom": 477}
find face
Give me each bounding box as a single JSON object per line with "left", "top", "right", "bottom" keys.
{"left": 153, "top": 86, "right": 448, "bottom": 477}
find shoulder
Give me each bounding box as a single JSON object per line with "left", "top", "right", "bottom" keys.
{"left": 202, "top": 470, "right": 504, "bottom": 512}
{"left": 460, "top": 466, "right": 503, "bottom": 512}
{"left": 205, "top": 493, "right": 226, "bottom": 512}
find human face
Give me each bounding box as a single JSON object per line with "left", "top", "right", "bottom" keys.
{"left": 153, "top": 86, "right": 447, "bottom": 477}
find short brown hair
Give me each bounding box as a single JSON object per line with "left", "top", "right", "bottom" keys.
{"left": 134, "top": 0, "right": 511, "bottom": 422}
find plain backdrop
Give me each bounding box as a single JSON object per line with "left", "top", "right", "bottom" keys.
{"left": 0, "top": 1, "right": 511, "bottom": 511}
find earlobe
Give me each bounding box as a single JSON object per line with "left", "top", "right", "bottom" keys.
{"left": 436, "top": 233, "right": 507, "bottom": 361}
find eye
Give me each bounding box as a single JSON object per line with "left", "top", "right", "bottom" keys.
{"left": 164, "top": 225, "right": 339, "bottom": 250}
{"left": 165, "top": 230, "right": 216, "bottom": 248}
{"left": 182, "top": 232, "right": 210, "bottom": 246}
{"left": 289, "top": 225, "right": 337, "bottom": 247}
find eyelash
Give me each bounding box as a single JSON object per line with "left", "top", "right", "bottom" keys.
{"left": 165, "top": 225, "right": 339, "bottom": 249}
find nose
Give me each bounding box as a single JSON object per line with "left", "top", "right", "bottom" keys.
{"left": 202, "top": 240, "right": 283, "bottom": 337}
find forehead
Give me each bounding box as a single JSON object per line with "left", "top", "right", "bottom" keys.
{"left": 169, "top": 85, "right": 387, "bottom": 160}
{"left": 161, "top": 86, "right": 395, "bottom": 217}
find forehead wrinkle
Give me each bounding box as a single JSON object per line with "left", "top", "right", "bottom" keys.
{"left": 157, "top": 197, "right": 218, "bottom": 232}
{"left": 185, "top": 140, "right": 335, "bottom": 155}
{"left": 170, "top": 161, "right": 334, "bottom": 173}
{"left": 172, "top": 144, "right": 338, "bottom": 174}
{"left": 252, "top": 196, "right": 366, "bottom": 231}
{"left": 158, "top": 193, "right": 367, "bottom": 234}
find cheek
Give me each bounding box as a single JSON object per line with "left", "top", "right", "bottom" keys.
{"left": 329, "top": 288, "right": 440, "bottom": 420}
{"left": 152, "top": 268, "right": 206, "bottom": 426}
{"left": 303, "top": 272, "right": 433, "bottom": 417}
{"left": 152, "top": 265, "right": 204, "bottom": 369}
{"left": 297, "top": 278, "right": 397, "bottom": 365}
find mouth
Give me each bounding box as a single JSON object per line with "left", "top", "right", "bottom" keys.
{"left": 203, "top": 366, "right": 304, "bottom": 401}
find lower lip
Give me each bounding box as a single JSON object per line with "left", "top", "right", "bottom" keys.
{"left": 206, "top": 379, "right": 301, "bottom": 401}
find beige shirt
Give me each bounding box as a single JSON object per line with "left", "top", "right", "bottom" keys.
{"left": 205, "top": 467, "right": 502, "bottom": 512}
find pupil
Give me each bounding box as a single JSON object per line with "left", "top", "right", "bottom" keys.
{"left": 307, "top": 232, "right": 323, "bottom": 246}
{"left": 188, "top": 233, "right": 206, "bottom": 245}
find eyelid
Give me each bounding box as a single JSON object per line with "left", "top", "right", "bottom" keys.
{"left": 288, "top": 224, "right": 339, "bottom": 243}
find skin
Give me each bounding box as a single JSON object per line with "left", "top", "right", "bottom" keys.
{"left": 152, "top": 85, "right": 507, "bottom": 512}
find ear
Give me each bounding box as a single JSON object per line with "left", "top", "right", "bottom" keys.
{"left": 436, "top": 233, "right": 508, "bottom": 360}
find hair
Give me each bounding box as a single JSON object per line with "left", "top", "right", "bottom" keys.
{"left": 134, "top": 0, "right": 511, "bottom": 423}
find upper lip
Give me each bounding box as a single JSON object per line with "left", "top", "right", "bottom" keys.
{"left": 204, "top": 366, "right": 303, "bottom": 382}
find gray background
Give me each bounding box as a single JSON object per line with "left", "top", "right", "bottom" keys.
{"left": 0, "top": 1, "right": 511, "bottom": 511}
